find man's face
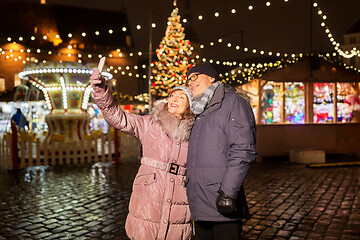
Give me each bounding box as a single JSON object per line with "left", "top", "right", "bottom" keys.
{"left": 187, "top": 73, "right": 215, "bottom": 97}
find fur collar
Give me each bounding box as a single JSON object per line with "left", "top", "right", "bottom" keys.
{"left": 150, "top": 102, "right": 194, "bottom": 142}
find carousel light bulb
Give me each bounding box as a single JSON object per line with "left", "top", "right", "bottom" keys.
{"left": 88, "top": 54, "right": 92, "bottom": 58}
{"left": 19, "top": 37, "right": 23, "bottom": 41}
{"left": 43, "top": 35, "right": 47, "bottom": 40}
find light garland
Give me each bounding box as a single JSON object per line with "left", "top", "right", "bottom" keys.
{"left": 2, "top": 0, "right": 357, "bottom": 62}
{"left": 222, "top": 53, "right": 360, "bottom": 85}
{"left": 18, "top": 62, "right": 113, "bottom": 113}
{"left": 313, "top": 1, "right": 359, "bottom": 59}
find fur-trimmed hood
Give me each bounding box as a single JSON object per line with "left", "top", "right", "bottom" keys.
{"left": 150, "top": 101, "right": 194, "bottom": 142}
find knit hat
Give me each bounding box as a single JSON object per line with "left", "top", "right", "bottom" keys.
{"left": 169, "top": 86, "right": 193, "bottom": 109}
{"left": 186, "top": 62, "right": 218, "bottom": 80}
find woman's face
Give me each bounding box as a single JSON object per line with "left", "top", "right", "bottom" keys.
{"left": 167, "top": 90, "right": 190, "bottom": 118}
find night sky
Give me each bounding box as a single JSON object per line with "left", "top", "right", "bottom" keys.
{"left": 23, "top": 0, "right": 360, "bottom": 62}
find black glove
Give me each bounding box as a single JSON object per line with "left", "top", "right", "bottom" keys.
{"left": 216, "top": 189, "right": 239, "bottom": 218}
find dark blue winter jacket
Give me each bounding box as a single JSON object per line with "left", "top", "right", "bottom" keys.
{"left": 186, "top": 83, "right": 257, "bottom": 221}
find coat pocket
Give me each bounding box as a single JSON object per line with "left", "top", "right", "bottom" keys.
{"left": 133, "top": 173, "right": 157, "bottom": 186}
{"left": 202, "top": 172, "right": 221, "bottom": 187}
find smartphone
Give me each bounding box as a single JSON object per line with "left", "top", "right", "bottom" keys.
{"left": 98, "top": 57, "right": 106, "bottom": 74}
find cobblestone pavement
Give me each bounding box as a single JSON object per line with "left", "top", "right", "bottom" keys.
{"left": 0, "top": 160, "right": 359, "bottom": 240}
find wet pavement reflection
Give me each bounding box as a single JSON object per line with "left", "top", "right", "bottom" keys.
{"left": 0, "top": 160, "right": 359, "bottom": 239}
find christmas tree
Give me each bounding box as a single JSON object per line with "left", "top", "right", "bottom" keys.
{"left": 151, "top": 0, "right": 193, "bottom": 98}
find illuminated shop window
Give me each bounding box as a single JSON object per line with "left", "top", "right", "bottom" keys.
{"left": 313, "top": 83, "right": 334, "bottom": 123}
{"left": 261, "top": 82, "right": 281, "bottom": 124}
{"left": 0, "top": 78, "right": 5, "bottom": 92}
{"left": 14, "top": 74, "right": 21, "bottom": 87}
{"left": 337, "top": 83, "right": 356, "bottom": 122}
{"left": 285, "top": 82, "right": 305, "bottom": 124}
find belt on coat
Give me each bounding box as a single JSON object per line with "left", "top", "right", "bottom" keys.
{"left": 140, "top": 157, "right": 187, "bottom": 176}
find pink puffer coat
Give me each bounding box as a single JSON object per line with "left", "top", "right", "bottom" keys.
{"left": 92, "top": 88, "right": 194, "bottom": 240}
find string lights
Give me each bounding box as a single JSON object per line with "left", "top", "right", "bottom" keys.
{"left": 1, "top": 0, "right": 359, "bottom": 92}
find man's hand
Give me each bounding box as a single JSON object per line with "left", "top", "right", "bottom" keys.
{"left": 90, "top": 68, "right": 107, "bottom": 94}
{"left": 216, "top": 189, "right": 239, "bottom": 218}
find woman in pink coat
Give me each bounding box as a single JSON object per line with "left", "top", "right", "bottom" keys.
{"left": 91, "top": 68, "right": 194, "bottom": 240}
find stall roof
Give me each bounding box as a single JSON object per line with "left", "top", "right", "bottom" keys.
{"left": 231, "top": 54, "right": 360, "bottom": 84}
{"left": 260, "top": 55, "right": 360, "bottom": 83}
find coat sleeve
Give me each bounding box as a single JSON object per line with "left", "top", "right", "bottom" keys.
{"left": 91, "top": 87, "right": 146, "bottom": 139}
{"left": 221, "top": 95, "right": 257, "bottom": 199}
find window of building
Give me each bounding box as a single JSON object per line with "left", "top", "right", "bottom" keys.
{"left": 261, "top": 82, "right": 282, "bottom": 124}
{"left": 337, "top": 83, "right": 356, "bottom": 122}
{"left": 14, "top": 74, "right": 21, "bottom": 87}
{"left": 285, "top": 82, "right": 305, "bottom": 123}
{"left": 313, "top": 83, "right": 334, "bottom": 123}
{"left": 0, "top": 78, "right": 5, "bottom": 92}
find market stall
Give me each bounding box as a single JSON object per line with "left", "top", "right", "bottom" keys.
{"left": 236, "top": 55, "right": 360, "bottom": 157}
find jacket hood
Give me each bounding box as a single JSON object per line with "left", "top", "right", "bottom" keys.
{"left": 150, "top": 102, "right": 194, "bottom": 142}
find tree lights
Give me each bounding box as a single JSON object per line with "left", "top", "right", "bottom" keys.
{"left": 151, "top": 0, "right": 193, "bottom": 97}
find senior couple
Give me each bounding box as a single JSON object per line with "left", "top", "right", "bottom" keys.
{"left": 91, "top": 62, "right": 257, "bottom": 240}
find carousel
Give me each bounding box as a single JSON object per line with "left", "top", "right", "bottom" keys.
{"left": 19, "top": 61, "right": 113, "bottom": 143}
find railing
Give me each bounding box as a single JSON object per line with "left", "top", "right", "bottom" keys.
{"left": 0, "top": 127, "right": 141, "bottom": 170}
